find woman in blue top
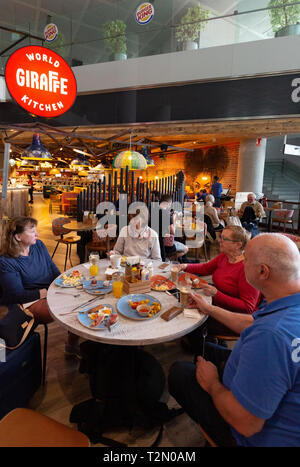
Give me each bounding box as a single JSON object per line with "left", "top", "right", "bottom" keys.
{"left": 0, "top": 217, "right": 78, "bottom": 355}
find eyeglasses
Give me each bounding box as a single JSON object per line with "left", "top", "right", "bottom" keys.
{"left": 219, "top": 236, "right": 240, "bottom": 242}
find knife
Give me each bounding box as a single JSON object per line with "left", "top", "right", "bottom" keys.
{"left": 71, "top": 296, "right": 100, "bottom": 312}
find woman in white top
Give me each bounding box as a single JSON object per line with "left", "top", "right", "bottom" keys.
{"left": 108, "top": 211, "right": 161, "bottom": 260}
{"left": 204, "top": 200, "right": 224, "bottom": 230}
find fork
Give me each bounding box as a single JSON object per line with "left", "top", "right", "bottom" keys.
{"left": 55, "top": 292, "right": 81, "bottom": 298}
{"left": 202, "top": 327, "right": 208, "bottom": 358}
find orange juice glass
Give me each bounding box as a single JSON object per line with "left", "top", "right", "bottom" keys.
{"left": 89, "top": 264, "right": 98, "bottom": 276}
{"left": 113, "top": 280, "right": 123, "bottom": 298}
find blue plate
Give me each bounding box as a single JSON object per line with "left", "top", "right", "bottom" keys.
{"left": 117, "top": 294, "right": 162, "bottom": 321}
{"left": 77, "top": 303, "right": 118, "bottom": 330}
{"left": 54, "top": 273, "right": 83, "bottom": 288}
{"left": 83, "top": 280, "right": 112, "bottom": 295}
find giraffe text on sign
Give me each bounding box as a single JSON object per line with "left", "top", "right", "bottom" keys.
{"left": 5, "top": 45, "right": 77, "bottom": 117}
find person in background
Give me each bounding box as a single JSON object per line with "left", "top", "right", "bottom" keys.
{"left": 108, "top": 210, "right": 161, "bottom": 261}
{"left": 239, "top": 193, "right": 266, "bottom": 222}
{"left": 27, "top": 174, "right": 34, "bottom": 204}
{"left": 196, "top": 189, "right": 208, "bottom": 203}
{"left": 0, "top": 216, "right": 80, "bottom": 357}
{"left": 204, "top": 200, "right": 224, "bottom": 232}
{"left": 169, "top": 234, "right": 300, "bottom": 447}
{"left": 211, "top": 176, "right": 223, "bottom": 208}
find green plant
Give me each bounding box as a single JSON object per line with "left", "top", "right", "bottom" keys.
{"left": 103, "top": 19, "right": 127, "bottom": 55}
{"left": 175, "top": 3, "right": 210, "bottom": 43}
{"left": 268, "top": 0, "right": 300, "bottom": 33}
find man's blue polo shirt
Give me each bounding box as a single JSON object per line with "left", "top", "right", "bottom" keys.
{"left": 223, "top": 293, "right": 300, "bottom": 447}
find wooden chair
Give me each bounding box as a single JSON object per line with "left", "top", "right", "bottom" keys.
{"left": 0, "top": 408, "right": 90, "bottom": 447}
{"left": 214, "top": 334, "right": 239, "bottom": 343}
{"left": 51, "top": 218, "right": 81, "bottom": 271}
{"left": 85, "top": 236, "right": 117, "bottom": 261}
{"left": 199, "top": 424, "right": 218, "bottom": 447}
{"left": 186, "top": 222, "right": 209, "bottom": 262}
{"left": 271, "top": 209, "right": 295, "bottom": 233}
{"left": 49, "top": 193, "right": 62, "bottom": 215}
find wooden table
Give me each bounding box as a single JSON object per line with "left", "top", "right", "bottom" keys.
{"left": 47, "top": 259, "right": 209, "bottom": 346}
{"left": 64, "top": 220, "right": 98, "bottom": 232}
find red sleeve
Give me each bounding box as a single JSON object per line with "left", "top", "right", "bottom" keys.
{"left": 213, "top": 266, "right": 260, "bottom": 314}
{"left": 186, "top": 255, "right": 220, "bottom": 276}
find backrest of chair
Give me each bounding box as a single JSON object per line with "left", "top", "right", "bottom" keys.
{"left": 274, "top": 209, "right": 294, "bottom": 219}
{"left": 52, "top": 218, "right": 71, "bottom": 236}
{"left": 272, "top": 202, "right": 283, "bottom": 209}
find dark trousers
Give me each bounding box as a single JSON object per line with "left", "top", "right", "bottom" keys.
{"left": 29, "top": 187, "right": 33, "bottom": 203}
{"left": 168, "top": 342, "right": 237, "bottom": 447}
{"left": 214, "top": 197, "right": 221, "bottom": 208}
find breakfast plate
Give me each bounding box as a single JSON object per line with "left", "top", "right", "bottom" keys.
{"left": 178, "top": 273, "right": 208, "bottom": 288}
{"left": 150, "top": 275, "right": 176, "bottom": 291}
{"left": 117, "top": 294, "right": 162, "bottom": 321}
{"left": 82, "top": 280, "right": 112, "bottom": 295}
{"left": 77, "top": 303, "right": 118, "bottom": 330}
{"left": 54, "top": 270, "right": 84, "bottom": 288}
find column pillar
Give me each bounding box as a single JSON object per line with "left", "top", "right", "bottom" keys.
{"left": 236, "top": 138, "right": 266, "bottom": 195}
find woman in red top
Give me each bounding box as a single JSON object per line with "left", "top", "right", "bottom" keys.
{"left": 180, "top": 225, "right": 261, "bottom": 342}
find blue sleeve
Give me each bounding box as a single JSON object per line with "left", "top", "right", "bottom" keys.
{"left": 39, "top": 240, "right": 60, "bottom": 279}
{"left": 0, "top": 264, "right": 40, "bottom": 304}
{"left": 229, "top": 329, "right": 292, "bottom": 419}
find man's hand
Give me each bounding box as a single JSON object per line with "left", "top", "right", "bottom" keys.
{"left": 190, "top": 292, "right": 214, "bottom": 315}
{"left": 196, "top": 356, "right": 219, "bottom": 394}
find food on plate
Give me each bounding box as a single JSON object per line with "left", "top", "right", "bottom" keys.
{"left": 87, "top": 305, "right": 115, "bottom": 328}
{"left": 129, "top": 299, "right": 150, "bottom": 309}
{"left": 91, "top": 279, "right": 97, "bottom": 286}
{"left": 179, "top": 273, "right": 207, "bottom": 288}
{"left": 150, "top": 276, "right": 176, "bottom": 291}
{"left": 136, "top": 304, "right": 151, "bottom": 317}
{"left": 153, "top": 283, "right": 169, "bottom": 291}
{"left": 121, "top": 256, "right": 127, "bottom": 266}
{"left": 61, "top": 270, "right": 83, "bottom": 286}
{"left": 103, "top": 280, "right": 111, "bottom": 287}
{"left": 149, "top": 302, "right": 161, "bottom": 317}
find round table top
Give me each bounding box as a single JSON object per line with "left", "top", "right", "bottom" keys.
{"left": 47, "top": 259, "right": 210, "bottom": 346}
{"left": 64, "top": 220, "right": 98, "bottom": 231}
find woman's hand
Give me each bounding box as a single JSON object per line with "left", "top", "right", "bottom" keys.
{"left": 177, "top": 264, "right": 188, "bottom": 272}
{"left": 200, "top": 285, "right": 218, "bottom": 297}
{"left": 39, "top": 289, "right": 47, "bottom": 299}
{"left": 190, "top": 292, "right": 214, "bottom": 315}
{"left": 106, "top": 250, "right": 115, "bottom": 258}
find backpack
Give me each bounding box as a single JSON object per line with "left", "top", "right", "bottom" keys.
{"left": 69, "top": 341, "right": 182, "bottom": 446}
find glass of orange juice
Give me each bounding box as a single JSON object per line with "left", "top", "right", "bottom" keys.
{"left": 89, "top": 252, "right": 99, "bottom": 277}
{"left": 112, "top": 272, "right": 123, "bottom": 298}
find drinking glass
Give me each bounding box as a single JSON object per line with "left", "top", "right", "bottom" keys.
{"left": 179, "top": 285, "right": 191, "bottom": 306}
{"left": 112, "top": 272, "right": 123, "bottom": 298}
{"left": 170, "top": 261, "right": 180, "bottom": 284}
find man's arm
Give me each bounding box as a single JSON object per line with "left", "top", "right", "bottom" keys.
{"left": 196, "top": 357, "right": 265, "bottom": 437}
{"left": 190, "top": 292, "right": 254, "bottom": 334}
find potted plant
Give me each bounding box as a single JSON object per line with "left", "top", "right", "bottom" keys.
{"left": 175, "top": 3, "right": 210, "bottom": 51}
{"left": 103, "top": 19, "right": 127, "bottom": 60}
{"left": 268, "top": 0, "right": 300, "bottom": 37}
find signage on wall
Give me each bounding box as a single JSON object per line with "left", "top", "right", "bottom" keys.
{"left": 135, "top": 3, "right": 154, "bottom": 25}
{"left": 43, "top": 23, "right": 58, "bottom": 42}
{"left": 5, "top": 45, "right": 77, "bottom": 118}
{"left": 283, "top": 144, "right": 300, "bottom": 156}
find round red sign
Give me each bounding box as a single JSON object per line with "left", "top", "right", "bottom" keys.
{"left": 5, "top": 45, "right": 77, "bottom": 117}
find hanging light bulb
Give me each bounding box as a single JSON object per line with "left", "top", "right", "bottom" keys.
{"left": 21, "top": 133, "right": 52, "bottom": 161}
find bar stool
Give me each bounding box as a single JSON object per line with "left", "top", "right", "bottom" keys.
{"left": 0, "top": 408, "right": 90, "bottom": 447}
{"left": 51, "top": 218, "right": 81, "bottom": 271}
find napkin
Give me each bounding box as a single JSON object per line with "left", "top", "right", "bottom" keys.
{"left": 105, "top": 267, "right": 120, "bottom": 275}
{"left": 126, "top": 256, "right": 140, "bottom": 266}
{"left": 183, "top": 308, "right": 200, "bottom": 319}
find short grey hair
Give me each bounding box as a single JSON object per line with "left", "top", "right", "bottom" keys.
{"left": 251, "top": 233, "right": 300, "bottom": 280}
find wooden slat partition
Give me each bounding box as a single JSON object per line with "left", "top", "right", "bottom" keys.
{"left": 78, "top": 168, "right": 185, "bottom": 220}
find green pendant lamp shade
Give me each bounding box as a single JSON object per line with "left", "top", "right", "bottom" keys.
{"left": 112, "top": 150, "right": 147, "bottom": 170}
{"left": 21, "top": 133, "right": 52, "bottom": 161}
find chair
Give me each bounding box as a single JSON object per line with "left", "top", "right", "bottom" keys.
{"left": 199, "top": 424, "right": 218, "bottom": 447}
{"left": 271, "top": 209, "right": 295, "bottom": 233}
{"left": 85, "top": 236, "right": 116, "bottom": 261}
{"left": 61, "top": 192, "right": 78, "bottom": 217}
{"left": 0, "top": 408, "right": 90, "bottom": 447}
{"left": 186, "top": 222, "right": 209, "bottom": 262}
{"left": 51, "top": 218, "right": 81, "bottom": 271}
{"left": 49, "top": 193, "right": 62, "bottom": 215}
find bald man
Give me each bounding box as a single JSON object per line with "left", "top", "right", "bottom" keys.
{"left": 168, "top": 234, "right": 300, "bottom": 447}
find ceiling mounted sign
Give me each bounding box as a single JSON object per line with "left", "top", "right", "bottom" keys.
{"left": 5, "top": 45, "right": 77, "bottom": 117}
{"left": 44, "top": 23, "right": 58, "bottom": 42}
{"left": 135, "top": 3, "right": 154, "bottom": 25}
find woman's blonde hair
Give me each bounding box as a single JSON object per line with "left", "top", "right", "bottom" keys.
{"left": 223, "top": 225, "right": 250, "bottom": 250}
{"left": 0, "top": 216, "right": 37, "bottom": 258}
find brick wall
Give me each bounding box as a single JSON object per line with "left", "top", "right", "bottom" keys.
{"left": 135, "top": 141, "right": 240, "bottom": 195}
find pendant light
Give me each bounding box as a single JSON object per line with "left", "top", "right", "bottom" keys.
{"left": 112, "top": 131, "right": 147, "bottom": 170}
{"left": 21, "top": 133, "right": 52, "bottom": 161}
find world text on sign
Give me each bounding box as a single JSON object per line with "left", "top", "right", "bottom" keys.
{"left": 5, "top": 45, "right": 77, "bottom": 117}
